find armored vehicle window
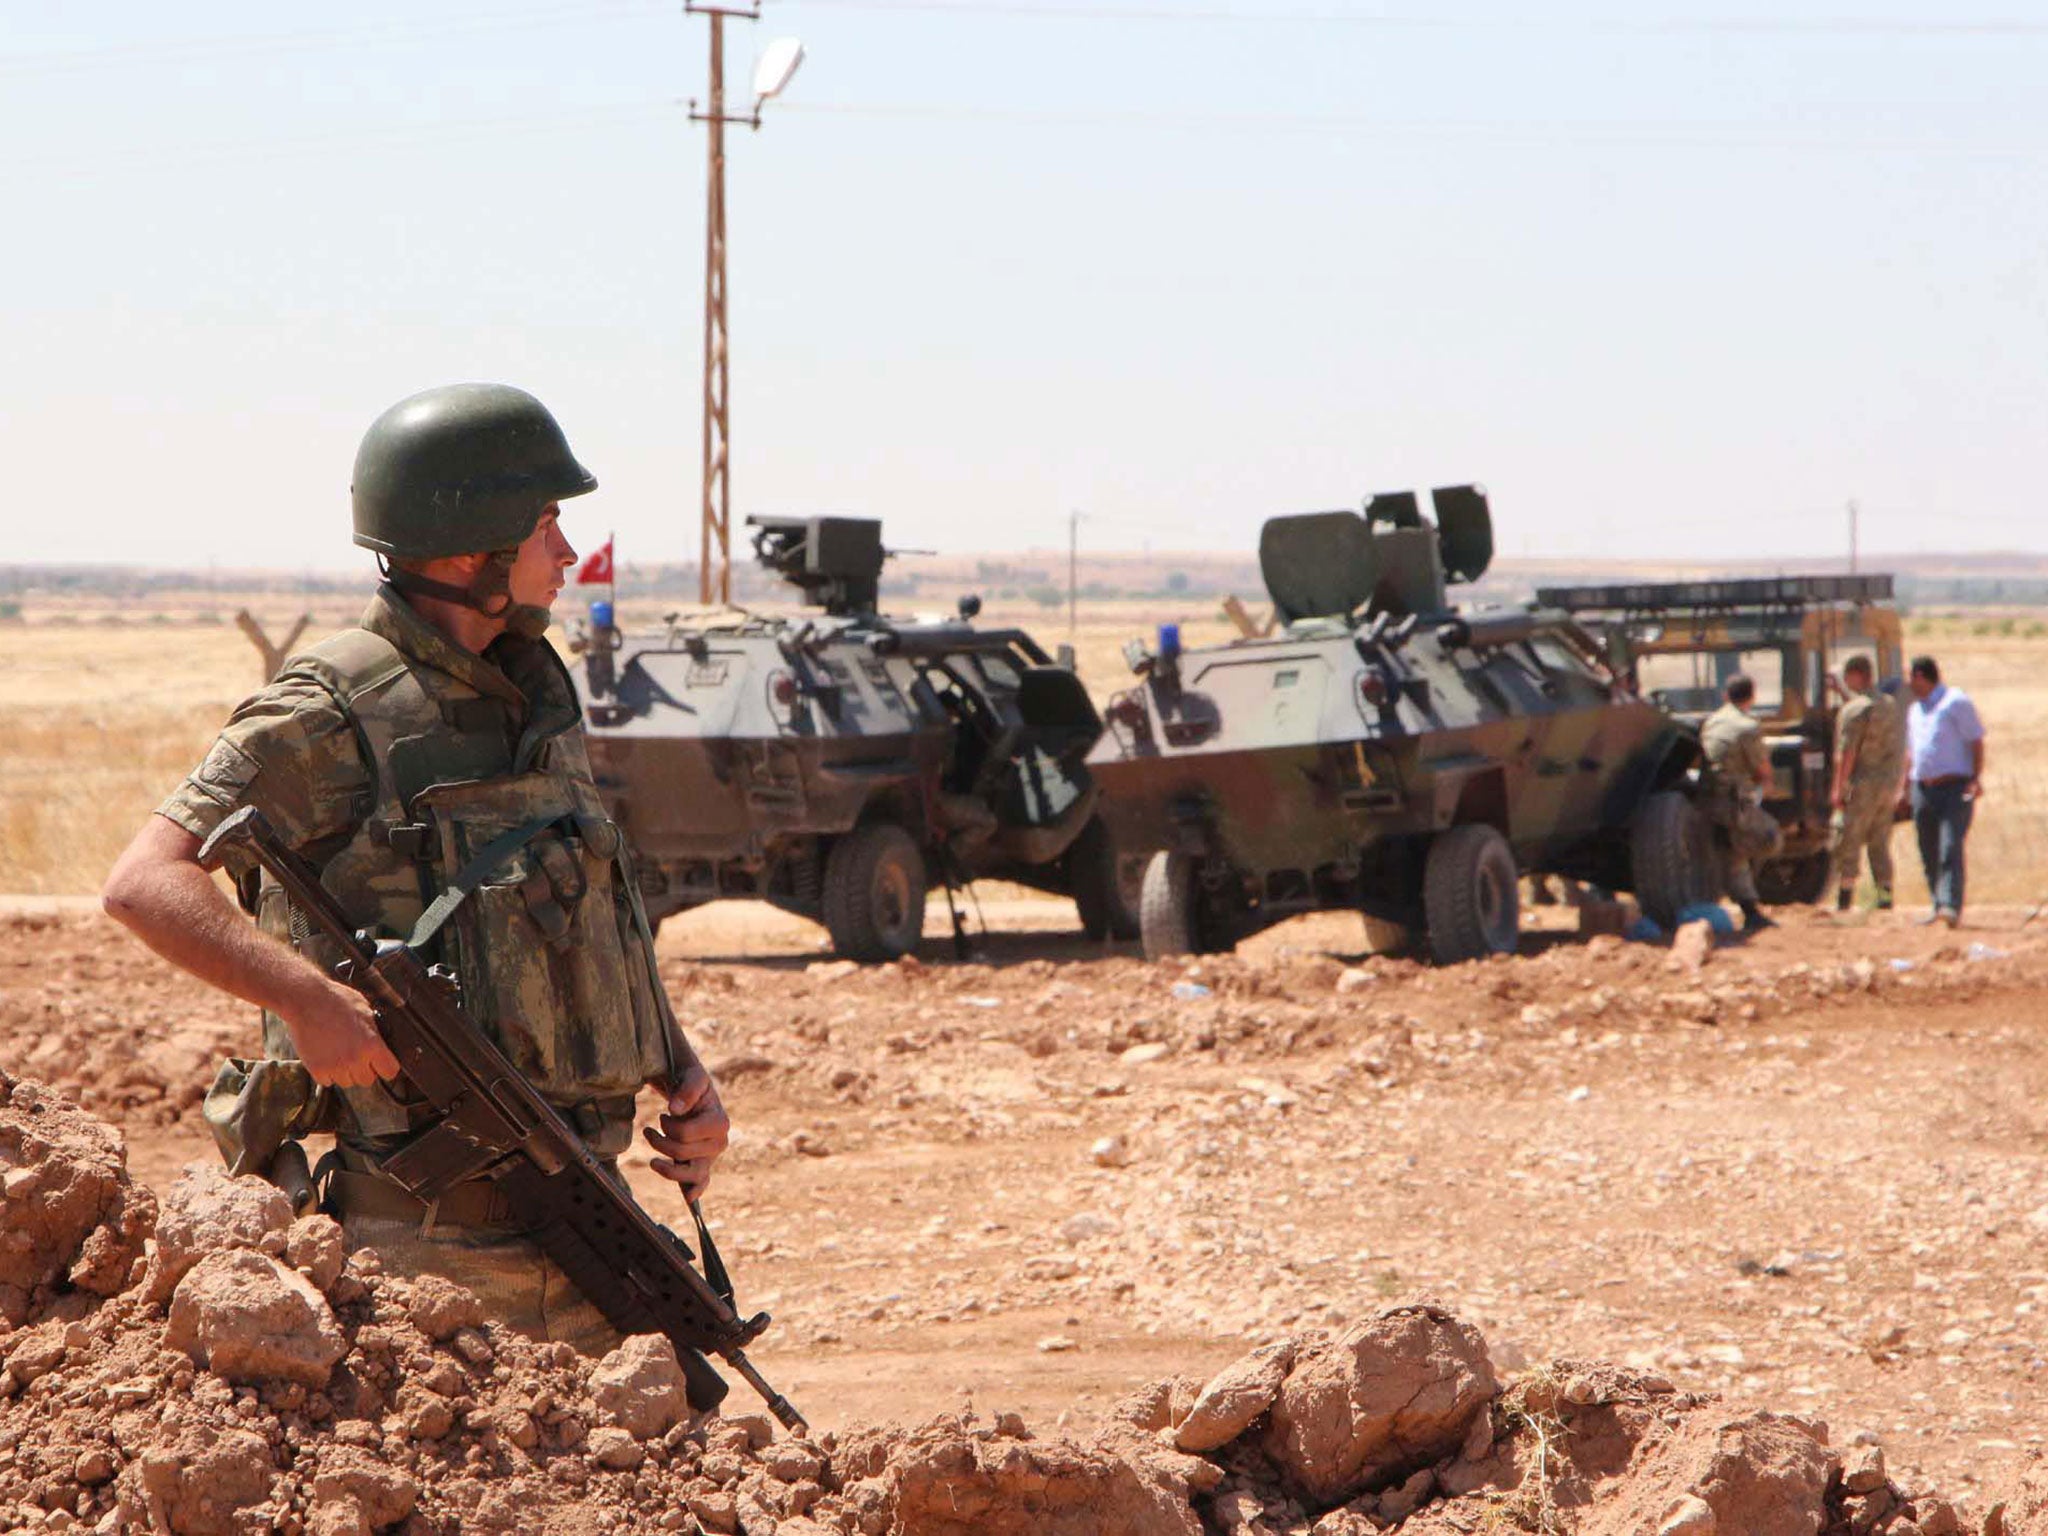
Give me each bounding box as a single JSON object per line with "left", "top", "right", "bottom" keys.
{"left": 974, "top": 653, "right": 1023, "bottom": 692}
{"left": 1637, "top": 647, "right": 1786, "bottom": 714}
{"left": 1529, "top": 637, "right": 1600, "bottom": 685}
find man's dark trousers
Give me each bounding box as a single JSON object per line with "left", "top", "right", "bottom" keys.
{"left": 1911, "top": 778, "right": 1974, "bottom": 917}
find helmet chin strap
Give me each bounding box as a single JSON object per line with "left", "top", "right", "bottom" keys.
{"left": 382, "top": 552, "right": 552, "bottom": 640}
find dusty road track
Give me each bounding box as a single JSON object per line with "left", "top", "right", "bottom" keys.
{"left": 6, "top": 899, "right": 2047, "bottom": 1511}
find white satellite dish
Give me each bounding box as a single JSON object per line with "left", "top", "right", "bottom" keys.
{"left": 753, "top": 37, "right": 806, "bottom": 103}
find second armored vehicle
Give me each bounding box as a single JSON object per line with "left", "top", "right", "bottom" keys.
{"left": 571, "top": 517, "right": 1133, "bottom": 961}
{"left": 1090, "top": 487, "right": 1717, "bottom": 963}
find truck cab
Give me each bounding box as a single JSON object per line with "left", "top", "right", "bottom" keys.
{"left": 1536, "top": 574, "right": 1904, "bottom": 903}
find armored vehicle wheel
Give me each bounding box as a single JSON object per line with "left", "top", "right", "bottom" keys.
{"left": 1359, "top": 915, "right": 1416, "bottom": 957}
{"left": 1423, "top": 824, "right": 1521, "bottom": 964}
{"left": 1630, "top": 790, "right": 1716, "bottom": 929}
{"left": 1070, "top": 816, "right": 1141, "bottom": 942}
{"left": 1139, "top": 851, "right": 1231, "bottom": 960}
{"left": 822, "top": 823, "right": 928, "bottom": 962}
{"left": 1756, "top": 851, "right": 1830, "bottom": 906}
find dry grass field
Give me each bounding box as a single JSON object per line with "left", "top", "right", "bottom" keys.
{"left": 4, "top": 591, "right": 2046, "bottom": 911}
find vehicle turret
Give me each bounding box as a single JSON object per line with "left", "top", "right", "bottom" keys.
{"left": 747, "top": 515, "right": 887, "bottom": 618}
{"left": 1257, "top": 483, "right": 1494, "bottom": 625}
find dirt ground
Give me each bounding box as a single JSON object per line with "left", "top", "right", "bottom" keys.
{"left": 9, "top": 892, "right": 2048, "bottom": 1523}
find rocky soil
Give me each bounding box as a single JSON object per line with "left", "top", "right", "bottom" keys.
{"left": 4, "top": 1094, "right": 2033, "bottom": 1535}
{"left": 7, "top": 902, "right": 2048, "bottom": 1531}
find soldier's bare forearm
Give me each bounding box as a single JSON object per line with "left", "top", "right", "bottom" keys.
{"left": 102, "top": 813, "right": 337, "bottom": 1022}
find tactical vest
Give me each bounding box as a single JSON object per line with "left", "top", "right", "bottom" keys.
{"left": 1842, "top": 693, "right": 1904, "bottom": 786}
{"left": 251, "top": 624, "right": 678, "bottom": 1161}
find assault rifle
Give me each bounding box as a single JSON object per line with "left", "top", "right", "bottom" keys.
{"left": 197, "top": 804, "right": 805, "bottom": 1435}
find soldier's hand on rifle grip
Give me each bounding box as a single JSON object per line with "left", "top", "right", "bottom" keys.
{"left": 280, "top": 973, "right": 402, "bottom": 1089}
{"left": 645, "top": 1061, "right": 730, "bottom": 1200}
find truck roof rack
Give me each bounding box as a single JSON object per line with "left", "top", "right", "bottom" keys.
{"left": 1534, "top": 573, "right": 1893, "bottom": 613}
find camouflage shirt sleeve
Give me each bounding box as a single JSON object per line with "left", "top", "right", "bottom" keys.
{"left": 156, "top": 666, "right": 371, "bottom": 854}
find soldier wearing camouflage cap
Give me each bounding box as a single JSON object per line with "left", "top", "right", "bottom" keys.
{"left": 103, "top": 384, "right": 729, "bottom": 1351}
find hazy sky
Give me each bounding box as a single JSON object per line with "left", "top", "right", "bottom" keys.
{"left": 4, "top": 0, "right": 2044, "bottom": 571}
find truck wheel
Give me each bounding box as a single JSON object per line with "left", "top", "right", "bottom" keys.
{"left": 1139, "top": 851, "right": 1232, "bottom": 960}
{"left": 1359, "top": 915, "right": 1415, "bottom": 957}
{"left": 1070, "top": 816, "right": 1140, "bottom": 942}
{"left": 1424, "top": 824, "right": 1521, "bottom": 964}
{"left": 1756, "top": 851, "right": 1830, "bottom": 905}
{"left": 1631, "top": 790, "right": 1716, "bottom": 929}
{"left": 822, "top": 823, "right": 927, "bottom": 962}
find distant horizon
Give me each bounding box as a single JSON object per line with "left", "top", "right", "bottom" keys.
{"left": 9, "top": 543, "right": 2048, "bottom": 583}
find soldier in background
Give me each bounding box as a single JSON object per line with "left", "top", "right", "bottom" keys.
{"left": 1701, "top": 673, "right": 1784, "bottom": 934}
{"left": 102, "top": 383, "right": 730, "bottom": 1352}
{"left": 1823, "top": 655, "right": 1904, "bottom": 912}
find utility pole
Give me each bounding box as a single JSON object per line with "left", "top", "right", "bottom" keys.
{"left": 1068, "top": 510, "right": 1080, "bottom": 637}
{"left": 686, "top": 5, "right": 805, "bottom": 606}
{"left": 1847, "top": 499, "right": 1860, "bottom": 574}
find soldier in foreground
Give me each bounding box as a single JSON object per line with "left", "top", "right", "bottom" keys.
{"left": 1700, "top": 673, "right": 1783, "bottom": 934}
{"left": 102, "top": 383, "right": 731, "bottom": 1352}
{"left": 1824, "top": 655, "right": 1904, "bottom": 912}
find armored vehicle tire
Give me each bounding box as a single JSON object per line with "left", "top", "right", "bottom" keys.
{"left": 1139, "top": 851, "right": 1231, "bottom": 960}
{"left": 1070, "top": 816, "right": 1141, "bottom": 942}
{"left": 1360, "top": 915, "right": 1416, "bottom": 957}
{"left": 1756, "top": 851, "right": 1831, "bottom": 906}
{"left": 1631, "top": 790, "right": 1716, "bottom": 929}
{"left": 1423, "top": 824, "right": 1522, "bottom": 964}
{"left": 822, "top": 823, "right": 928, "bottom": 962}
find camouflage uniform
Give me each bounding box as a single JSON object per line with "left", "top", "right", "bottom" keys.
{"left": 1826, "top": 688, "right": 1903, "bottom": 903}
{"left": 1700, "top": 700, "right": 1784, "bottom": 905}
{"left": 163, "top": 583, "right": 687, "bottom": 1350}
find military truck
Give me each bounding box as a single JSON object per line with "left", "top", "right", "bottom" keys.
{"left": 1536, "top": 574, "right": 1903, "bottom": 904}
{"left": 1089, "top": 487, "right": 1716, "bottom": 963}
{"left": 569, "top": 516, "right": 1133, "bottom": 961}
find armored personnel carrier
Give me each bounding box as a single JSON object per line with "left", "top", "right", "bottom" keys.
{"left": 571, "top": 516, "right": 1132, "bottom": 961}
{"left": 1089, "top": 487, "right": 1715, "bottom": 963}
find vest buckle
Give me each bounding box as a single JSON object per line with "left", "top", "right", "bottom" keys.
{"left": 375, "top": 821, "right": 435, "bottom": 861}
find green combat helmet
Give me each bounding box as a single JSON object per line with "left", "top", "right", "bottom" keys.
{"left": 352, "top": 382, "right": 597, "bottom": 637}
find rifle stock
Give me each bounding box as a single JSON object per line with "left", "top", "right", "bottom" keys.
{"left": 197, "top": 804, "right": 805, "bottom": 1435}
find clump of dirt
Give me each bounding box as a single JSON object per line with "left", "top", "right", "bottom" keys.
{"left": 0, "top": 1067, "right": 155, "bottom": 1327}
{"left": 0, "top": 1080, "right": 2024, "bottom": 1535}
{"left": 1159, "top": 1345, "right": 1975, "bottom": 1536}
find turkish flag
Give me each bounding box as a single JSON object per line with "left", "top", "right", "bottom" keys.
{"left": 575, "top": 539, "right": 614, "bottom": 585}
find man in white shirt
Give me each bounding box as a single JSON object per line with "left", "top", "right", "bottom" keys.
{"left": 1902, "top": 654, "right": 1986, "bottom": 927}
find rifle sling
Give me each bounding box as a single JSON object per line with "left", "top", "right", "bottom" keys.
{"left": 691, "top": 1200, "right": 738, "bottom": 1309}
{"left": 404, "top": 813, "right": 561, "bottom": 952}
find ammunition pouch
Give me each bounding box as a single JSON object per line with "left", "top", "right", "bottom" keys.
{"left": 202, "top": 1056, "right": 333, "bottom": 1181}
{"left": 409, "top": 773, "right": 672, "bottom": 1135}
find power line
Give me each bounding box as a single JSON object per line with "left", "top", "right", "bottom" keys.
{"left": 777, "top": 98, "right": 2046, "bottom": 159}
{"left": 8, "top": 0, "right": 2040, "bottom": 83}
{"left": 791, "top": 0, "right": 2048, "bottom": 37}
{"left": 0, "top": 1, "right": 663, "bottom": 79}
{"left": 0, "top": 102, "right": 685, "bottom": 182}
{"left": 6, "top": 98, "right": 2030, "bottom": 183}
